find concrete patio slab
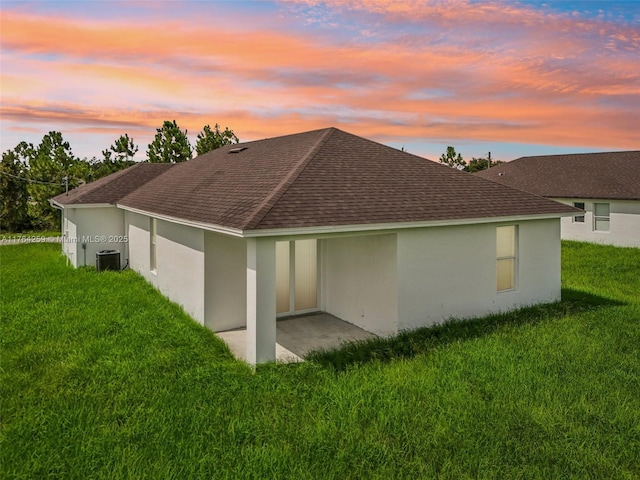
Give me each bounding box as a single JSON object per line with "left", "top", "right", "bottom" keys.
{"left": 216, "top": 313, "right": 377, "bottom": 363}
{"left": 276, "top": 313, "right": 377, "bottom": 358}
{"left": 216, "top": 329, "right": 303, "bottom": 363}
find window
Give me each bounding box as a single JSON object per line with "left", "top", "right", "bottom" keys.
{"left": 150, "top": 218, "right": 157, "bottom": 271}
{"left": 573, "top": 202, "right": 585, "bottom": 223}
{"left": 593, "top": 203, "right": 610, "bottom": 232}
{"left": 497, "top": 226, "right": 517, "bottom": 292}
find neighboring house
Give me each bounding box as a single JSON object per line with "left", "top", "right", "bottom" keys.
{"left": 51, "top": 128, "right": 577, "bottom": 364}
{"left": 476, "top": 151, "right": 640, "bottom": 248}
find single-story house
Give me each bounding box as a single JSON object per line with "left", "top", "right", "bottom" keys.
{"left": 51, "top": 127, "right": 578, "bottom": 364}
{"left": 476, "top": 151, "right": 640, "bottom": 248}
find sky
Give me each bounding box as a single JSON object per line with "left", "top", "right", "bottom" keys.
{"left": 1, "top": 0, "right": 639, "bottom": 163}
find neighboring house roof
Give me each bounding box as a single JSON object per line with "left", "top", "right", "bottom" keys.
{"left": 53, "top": 127, "right": 577, "bottom": 231}
{"left": 475, "top": 151, "right": 640, "bottom": 201}
{"left": 52, "top": 163, "right": 175, "bottom": 206}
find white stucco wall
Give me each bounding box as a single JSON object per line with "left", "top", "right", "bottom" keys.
{"left": 555, "top": 198, "right": 640, "bottom": 248}
{"left": 396, "top": 219, "right": 561, "bottom": 330}
{"left": 62, "top": 209, "right": 78, "bottom": 267}
{"left": 62, "top": 207, "right": 125, "bottom": 268}
{"left": 204, "top": 231, "right": 247, "bottom": 332}
{"left": 126, "top": 210, "right": 150, "bottom": 274}
{"left": 67, "top": 204, "right": 564, "bottom": 354}
{"left": 321, "top": 234, "right": 398, "bottom": 336}
{"left": 126, "top": 211, "right": 205, "bottom": 324}
{"left": 246, "top": 238, "right": 278, "bottom": 364}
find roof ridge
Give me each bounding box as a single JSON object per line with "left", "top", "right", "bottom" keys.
{"left": 242, "top": 127, "right": 337, "bottom": 230}
{"left": 115, "top": 163, "right": 177, "bottom": 204}
{"left": 514, "top": 150, "right": 640, "bottom": 161}
{"left": 70, "top": 162, "right": 145, "bottom": 203}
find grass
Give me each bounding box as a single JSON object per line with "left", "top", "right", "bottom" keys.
{"left": 1, "top": 230, "right": 61, "bottom": 239}
{"left": 1, "top": 241, "right": 639, "bottom": 479}
{"left": 307, "top": 290, "right": 623, "bottom": 371}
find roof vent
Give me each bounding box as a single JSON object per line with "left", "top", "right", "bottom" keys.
{"left": 228, "top": 147, "right": 248, "bottom": 154}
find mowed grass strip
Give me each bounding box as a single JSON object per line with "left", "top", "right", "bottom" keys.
{"left": 1, "top": 242, "right": 639, "bottom": 479}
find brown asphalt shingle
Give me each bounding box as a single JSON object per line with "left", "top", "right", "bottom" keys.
{"left": 56, "top": 127, "right": 578, "bottom": 231}
{"left": 119, "top": 128, "right": 332, "bottom": 229}
{"left": 475, "top": 151, "right": 640, "bottom": 200}
{"left": 52, "top": 163, "right": 175, "bottom": 206}
{"left": 254, "top": 129, "right": 577, "bottom": 229}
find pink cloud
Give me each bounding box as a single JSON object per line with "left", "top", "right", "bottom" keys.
{"left": 1, "top": 1, "right": 638, "bottom": 158}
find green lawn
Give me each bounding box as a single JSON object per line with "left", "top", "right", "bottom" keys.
{"left": 1, "top": 230, "right": 61, "bottom": 239}
{"left": 1, "top": 241, "right": 639, "bottom": 479}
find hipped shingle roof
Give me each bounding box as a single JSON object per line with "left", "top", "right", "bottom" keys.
{"left": 476, "top": 151, "right": 640, "bottom": 201}
{"left": 54, "top": 128, "right": 578, "bottom": 232}
{"left": 52, "top": 163, "right": 174, "bottom": 206}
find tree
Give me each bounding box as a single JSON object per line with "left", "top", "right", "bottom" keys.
{"left": 28, "top": 132, "right": 78, "bottom": 229}
{"left": 111, "top": 133, "right": 138, "bottom": 161}
{"left": 0, "top": 143, "right": 32, "bottom": 231}
{"left": 439, "top": 146, "right": 466, "bottom": 170}
{"left": 93, "top": 134, "right": 138, "bottom": 179}
{"left": 147, "top": 120, "right": 192, "bottom": 163}
{"left": 195, "top": 123, "right": 239, "bottom": 156}
{"left": 467, "top": 152, "right": 504, "bottom": 173}
{"left": 467, "top": 155, "right": 490, "bottom": 173}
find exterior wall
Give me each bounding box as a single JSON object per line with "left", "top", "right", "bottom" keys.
{"left": 67, "top": 206, "right": 565, "bottom": 351}
{"left": 126, "top": 210, "right": 151, "bottom": 274}
{"left": 555, "top": 198, "right": 640, "bottom": 248}
{"left": 321, "top": 234, "right": 398, "bottom": 336}
{"left": 62, "top": 207, "right": 125, "bottom": 268}
{"left": 126, "top": 211, "right": 205, "bottom": 324}
{"left": 62, "top": 209, "right": 78, "bottom": 267}
{"left": 396, "top": 219, "right": 561, "bottom": 330}
{"left": 246, "top": 238, "right": 277, "bottom": 364}
{"left": 204, "top": 231, "right": 247, "bottom": 332}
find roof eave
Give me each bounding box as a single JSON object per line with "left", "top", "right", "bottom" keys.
{"left": 550, "top": 195, "right": 640, "bottom": 202}
{"left": 49, "top": 200, "right": 115, "bottom": 209}
{"left": 116, "top": 204, "right": 245, "bottom": 237}
{"left": 115, "top": 205, "right": 574, "bottom": 240}
{"left": 243, "top": 212, "right": 574, "bottom": 238}
{"left": 49, "top": 199, "right": 64, "bottom": 210}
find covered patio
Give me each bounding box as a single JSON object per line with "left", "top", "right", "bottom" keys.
{"left": 217, "top": 313, "right": 377, "bottom": 363}
{"left": 207, "top": 233, "right": 398, "bottom": 364}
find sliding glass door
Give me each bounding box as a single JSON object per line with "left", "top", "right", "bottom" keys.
{"left": 276, "top": 239, "right": 318, "bottom": 315}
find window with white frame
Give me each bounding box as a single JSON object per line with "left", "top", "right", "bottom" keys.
{"left": 593, "top": 203, "right": 610, "bottom": 232}
{"left": 150, "top": 218, "right": 157, "bottom": 271}
{"left": 573, "top": 202, "right": 585, "bottom": 223}
{"left": 496, "top": 225, "right": 517, "bottom": 292}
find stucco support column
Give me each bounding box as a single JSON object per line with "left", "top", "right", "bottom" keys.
{"left": 246, "top": 238, "right": 277, "bottom": 365}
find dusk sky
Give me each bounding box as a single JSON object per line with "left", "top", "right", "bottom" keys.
{"left": 1, "top": 0, "right": 638, "bottom": 162}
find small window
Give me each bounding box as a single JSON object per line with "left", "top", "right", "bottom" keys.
{"left": 573, "top": 202, "right": 585, "bottom": 223}
{"left": 150, "top": 218, "right": 157, "bottom": 271}
{"left": 497, "top": 226, "right": 517, "bottom": 292}
{"left": 593, "top": 203, "right": 610, "bottom": 232}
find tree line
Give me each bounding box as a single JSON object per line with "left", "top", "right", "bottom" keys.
{"left": 439, "top": 146, "right": 504, "bottom": 172}
{"left": 0, "top": 120, "right": 238, "bottom": 232}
